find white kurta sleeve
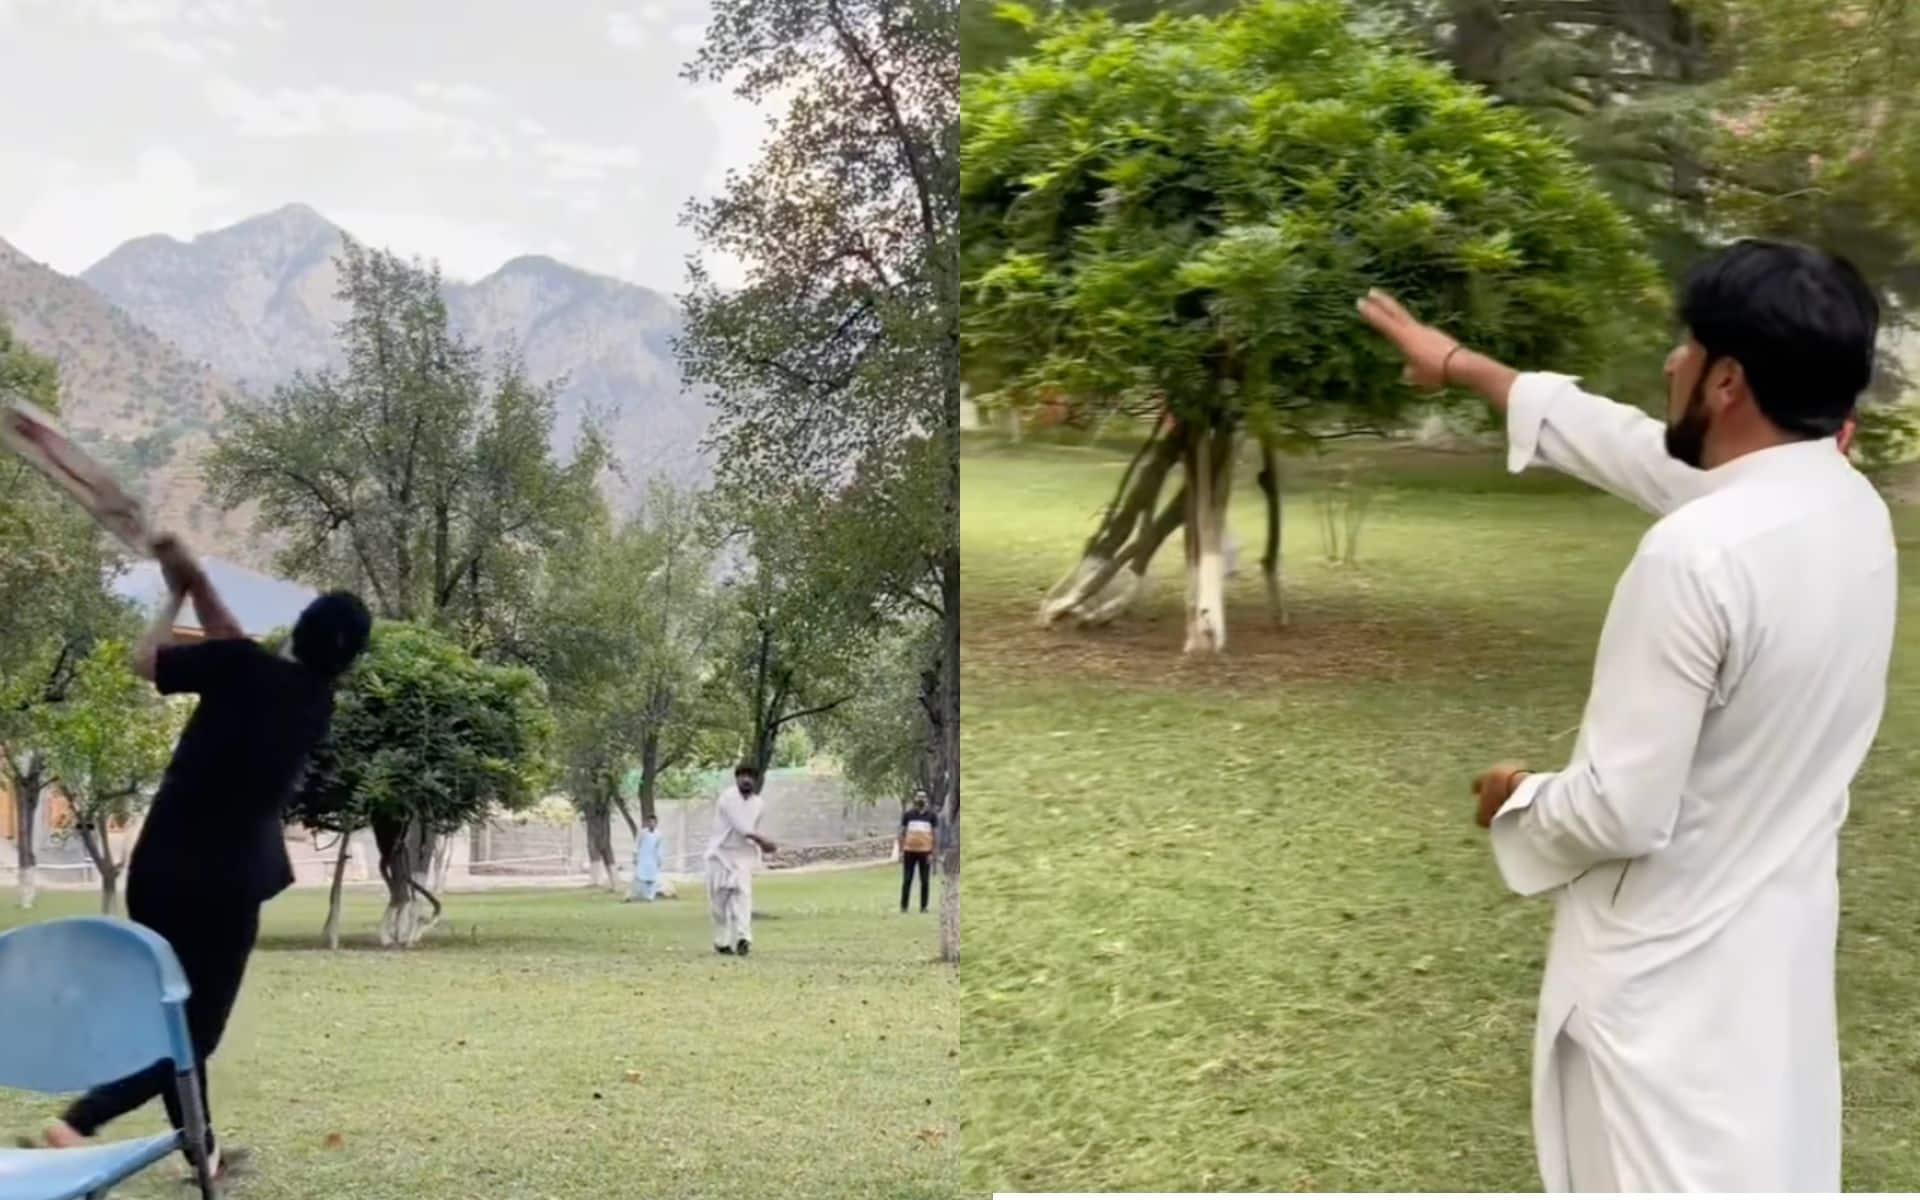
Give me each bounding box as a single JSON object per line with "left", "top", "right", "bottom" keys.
{"left": 717, "top": 791, "right": 753, "bottom": 837}
{"left": 1488, "top": 545, "right": 1724, "bottom": 896}
{"left": 1506, "top": 372, "right": 1708, "bottom": 516}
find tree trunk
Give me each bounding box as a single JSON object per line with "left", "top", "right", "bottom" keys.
{"left": 638, "top": 735, "right": 661, "bottom": 824}
{"left": 76, "top": 821, "right": 119, "bottom": 916}
{"left": 1044, "top": 439, "right": 1190, "bottom": 625}
{"left": 12, "top": 770, "right": 42, "bottom": 910}
{"left": 323, "top": 830, "right": 353, "bottom": 950}
{"left": 374, "top": 816, "right": 444, "bottom": 947}
{"left": 583, "top": 804, "right": 618, "bottom": 892}
{"left": 430, "top": 833, "right": 453, "bottom": 895}
{"left": 1257, "top": 440, "right": 1286, "bottom": 626}
{"left": 937, "top": 544, "right": 961, "bottom": 965}
{"left": 1182, "top": 425, "right": 1234, "bottom": 654}
{"left": 1443, "top": 0, "right": 1510, "bottom": 87}
{"left": 1044, "top": 420, "right": 1175, "bottom": 622}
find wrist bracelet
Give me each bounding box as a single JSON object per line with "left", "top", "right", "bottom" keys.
{"left": 1441, "top": 343, "right": 1465, "bottom": 386}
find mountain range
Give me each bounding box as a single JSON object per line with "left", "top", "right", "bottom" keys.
{"left": 0, "top": 204, "right": 709, "bottom": 567}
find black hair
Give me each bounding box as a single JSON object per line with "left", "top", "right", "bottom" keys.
{"left": 734, "top": 762, "right": 764, "bottom": 782}
{"left": 292, "top": 591, "right": 372, "bottom": 679}
{"left": 1678, "top": 239, "right": 1880, "bottom": 437}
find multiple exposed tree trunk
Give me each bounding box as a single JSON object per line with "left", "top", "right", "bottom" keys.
{"left": 1042, "top": 419, "right": 1288, "bottom": 653}
{"left": 372, "top": 815, "right": 444, "bottom": 948}
{"left": 583, "top": 801, "right": 619, "bottom": 893}
{"left": 744, "top": 621, "right": 853, "bottom": 774}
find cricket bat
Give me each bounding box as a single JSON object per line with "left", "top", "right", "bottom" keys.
{"left": 1, "top": 395, "right": 155, "bottom": 554}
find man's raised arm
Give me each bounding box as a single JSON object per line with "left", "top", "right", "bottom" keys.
{"left": 1356, "top": 290, "right": 1708, "bottom": 516}
{"left": 152, "top": 535, "right": 245, "bottom": 641}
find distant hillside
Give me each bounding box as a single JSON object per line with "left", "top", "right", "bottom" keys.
{"left": 0, "top": 237, "right": 257, "bottom": 559}
{"left": 83, "top": 204, "right": 712, "bottom": 499}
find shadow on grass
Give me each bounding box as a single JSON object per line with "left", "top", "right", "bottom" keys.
{"left": 963, "top": 590, "right": 1546, "bottom": 689}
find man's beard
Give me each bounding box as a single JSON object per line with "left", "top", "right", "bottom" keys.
{"left": 1665, "top": 376, "right": 1712, "bottom": 468}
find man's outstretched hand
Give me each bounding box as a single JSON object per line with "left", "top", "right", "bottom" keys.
{"left": 1472, "top": 762, "right": 1531, "bottom": 829}
{"left": 151, "top": 534, "right": 202, "bottom": 596}
{"left": 1357, "top": 290, "right": 1460, "bottom": 390}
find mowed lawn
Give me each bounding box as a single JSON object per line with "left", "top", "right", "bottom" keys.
{"left": 0, "top": 867, "right": 957, "bottom": 1200}
{"left": 961, "top": 434, "right": 1920, "bottom": 1193}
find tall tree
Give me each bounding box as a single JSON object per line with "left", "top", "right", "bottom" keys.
{"left": 0, "top": 321, "right": 132, "bottom": 908}
{"left": 206, "top": 238, "right": 606, "bottom": 635}
{"left": 207, "top": 239, "right": 603, "bottom": 900}
{"left": 818, "top": 614, "right": 941, "bottom": 803}
{"left": 1349, "top": 0, "right": 1920, "bottom": 449}
{"left": 707, "top": 495, "right": 873, "bottom": 777}
{"left": 540, "top": 482, "right": 721, "bottom": 890}
{"left": 964, "top": 0, "right": 1665, "bottom": 652}
{"left": 679, "top": 0, "right": 962, "bottom": 961}
{"left": 36, "top": 640, "right": 182, "bottom": 914}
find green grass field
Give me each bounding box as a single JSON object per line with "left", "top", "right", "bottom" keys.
{"left": 0, "top": 867, "right": 957, "bottom": 1199}
{"left": 960, "top": 433, "right": 1920, "bottom": 1193}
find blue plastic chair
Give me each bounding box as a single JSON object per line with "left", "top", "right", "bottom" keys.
{"left": 0, "top": 918, "right": 216, "bottom": 1199}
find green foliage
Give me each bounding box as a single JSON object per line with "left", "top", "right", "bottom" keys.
{"left": 0, "top": 322, "right": 138, "bottom": 806}
{"left": 819, "top": 616, "right": 938, "bottom": 803}
{"left": 656, "top": 762, "right": 713, "bottom": 801}
{"left": 1852, "top": 401, "right": 1920, "bottom": 478}
{"left": 963, "top": 0, "right": 1240, "bottom": 72}
{"left": 536, "top": 480, "right": 722, "bottom": 817}
{"left": 963, "top": 0, "right": 1667, "bottom": 440}
{"left": 36, "top": 639, "right": 182, "bottom": 831}
{"left": 1688, "top": 0, "right": 1920, "bottom": 292}
{"left": 679, "top": 0, "right": 960, "bottom": 837}
{"left": 705, "top": 493, "right": 888, "bottom": 772}
{"left": 772, "top": 722, "right": 814, "bottom": 768}
{"left": 290, "top": 622, "right": 555, "bottom": 838}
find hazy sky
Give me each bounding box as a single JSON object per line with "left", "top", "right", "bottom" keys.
{"left": 0, "top": 0, "right": 769, "bottom": 291}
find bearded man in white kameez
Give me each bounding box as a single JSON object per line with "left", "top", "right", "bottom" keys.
{"left": 1361, "top": 238, "right": 1893, "bottom": 1192}
{"left": 705, "top": 763, "right": 775, "bottom": 956}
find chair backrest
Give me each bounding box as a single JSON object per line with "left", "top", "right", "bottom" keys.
{"left": 0, "top": 917, "right": 193, "bottom": 1093}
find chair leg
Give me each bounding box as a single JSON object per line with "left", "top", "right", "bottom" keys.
{"left": 175, "top": 1068, "right": 220, "bottom": 1200}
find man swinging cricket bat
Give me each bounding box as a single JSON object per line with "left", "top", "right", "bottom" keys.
{"left": 7, "top": 397, "right": 373, "bottom": 1180}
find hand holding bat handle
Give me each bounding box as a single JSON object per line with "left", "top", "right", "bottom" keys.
{"left": 150, "top": 534, "right": 204, "bottom": 597}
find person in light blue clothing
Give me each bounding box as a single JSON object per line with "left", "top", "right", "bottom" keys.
{"left": 628, "top": 815, "right": 663, "bottom": 901}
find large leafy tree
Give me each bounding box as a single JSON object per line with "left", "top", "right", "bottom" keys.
{"left": 818, "top": 613, "right": 941, "bottom": 804}
{"left": 1356, "top": 0, "right": 1920, "bottom": 462}
{"left": 0, "top": 321, "right": 134, "bottom": 908}
{"left": 1350, "top": 0, "right": 1920, "bottom": 290}
{"left": 289, "top": 622, "right": 554, "bottom": 947}
{"left": 705, "top": 494, "right": 874, "bottom": 778}
{"left": 36, "top": 640, "right": 183, "bottom": 915}
{"left": 964, "top": 0, "right": 1665, "bottom": 652}
{"left": 206, "top": 237, "right": 606, "bottom": 640}
{"left": 678, "top": 0, "right": 962, "bottom": 961}
{"left": 539, "top": 482, "right": 721, "bottom": 890}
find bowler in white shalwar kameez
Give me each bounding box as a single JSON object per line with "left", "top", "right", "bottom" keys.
{"left": 704, "top": 766, "right": 774, "bottom": 955}
{"left": 629, "top": 817, "right": 662, "bottom": 902}
{"left": 1361, "top": 239, "right": 1893, "bottom": 1191}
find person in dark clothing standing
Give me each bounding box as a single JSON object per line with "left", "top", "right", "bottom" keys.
{"left": 41, "top": 535, "right": 370, "bottom": 1181}
{"left": 898, "top": 789, "right": 938, "bottom": 914}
